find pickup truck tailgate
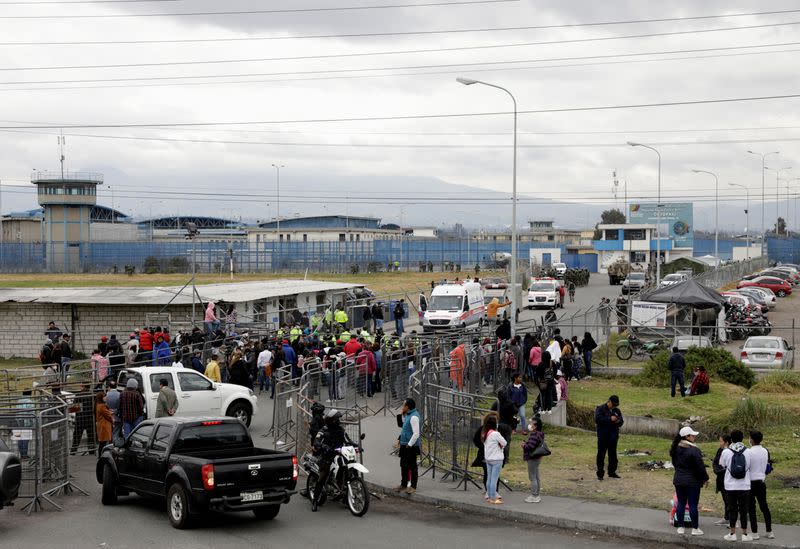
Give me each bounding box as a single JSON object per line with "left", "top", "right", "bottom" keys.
{"left": 212, "top": 451, "right": 296, "bottom": 495}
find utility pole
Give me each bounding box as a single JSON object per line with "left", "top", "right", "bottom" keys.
{"left": 747, "top": 150, "right": 779, "bottom": 252}
{"left": 272, "top": 164, "right": 284, "bottom": 244}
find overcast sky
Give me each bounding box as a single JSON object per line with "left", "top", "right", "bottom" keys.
{"left": 0, "top": 0, "right": 799, "bottom": 231}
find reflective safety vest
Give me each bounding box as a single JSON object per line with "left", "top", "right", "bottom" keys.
{"left": 325, "top": 310, "right": 332, "bottom": 323}
{"left": 340, "top": 330, "right": 352, "bottom": 343}
{"left": 311, "top": 314, "right": 322, "bottom": 328}
{"left": 290, "top": 327, "right": 302, "bottom": 342}
{"left": 334, "top": 309, "right": 348, "bottom": 324}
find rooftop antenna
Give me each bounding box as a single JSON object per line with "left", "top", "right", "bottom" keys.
{"left": 58, "top": 130, "right": 66, "bottom": 178}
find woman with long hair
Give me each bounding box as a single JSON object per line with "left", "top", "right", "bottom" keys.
{"left": 481, "top": 413, "right": 506, "bottom": 505}
{"left": 94, "top": 391, "right": 113, "bottom": 457}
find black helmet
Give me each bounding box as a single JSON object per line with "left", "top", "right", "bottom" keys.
{"left": 324, "top": 408, "right": 342, "bottom": 427}
{"left": 311, "top": 402, "right": 325, "bottom": 416}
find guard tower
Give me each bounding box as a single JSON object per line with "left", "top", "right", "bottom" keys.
{"left": 32, "top": 171, "right": 103, "bottom": 272}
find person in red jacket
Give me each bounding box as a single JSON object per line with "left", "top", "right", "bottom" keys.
{"left": 137, "top": 327, "right": 154, "bottom": 364}
{"left": 344, "top": 337, "right": 362, "bottom": 358}
{"left": 355, "top": 346, "right": 377, "bottom": 397}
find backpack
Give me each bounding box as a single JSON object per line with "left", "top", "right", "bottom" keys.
{"left": 729, "top": 448, "right": 748, "bottom": 479}
{"left": 502, "top": 349, "right": 516, "bottom": 371}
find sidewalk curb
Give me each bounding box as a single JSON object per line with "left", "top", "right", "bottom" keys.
{"left": 366, "top": 481, "right": 799, "bottom": 549}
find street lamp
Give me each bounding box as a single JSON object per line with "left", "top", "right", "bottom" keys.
{"left": 457, "top": 76, "right": 518, "bottom": 336}
{"left": 747, "top": 150, "right": 779, "bottom": 247}
{"left": 783, "top": 177, "right": 800, "bottom": 234}
{"left": 185, "top": 221, "right": 200, "bottom": 326}
{"left": 729, "top": 182, "right": 750, "bottom": 259}
{"left": 627, "top": 142, "right": 662, "bottom": 283}
{"left": 692, "top": 169, "right": 719, "bottom": 263}
{"left": 766, "top": 166, "right": 792, "bottom": 235}
{"left": 272, "top": 164, "right": 284, "bottom": 243}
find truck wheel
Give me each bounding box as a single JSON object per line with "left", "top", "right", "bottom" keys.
{"left": 616, "top": 345, "right": 633, "bottom": 361}
{"left": 226, "top": 402, "right": 251, "bottom": 427}
{"left": 101, "top": 464, "right": 117, "bottom": 505}
{"left": 167, "top": 483, "right": 192, "bottom": 529}
{"left": 253, "top": 504, "right": 280, "bottom": 520}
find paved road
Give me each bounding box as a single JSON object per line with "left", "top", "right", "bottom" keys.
{"left": 0, "top": 466, "right": 664, "bottom": 549}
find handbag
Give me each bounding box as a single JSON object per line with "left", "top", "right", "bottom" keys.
{"left": 531, "top": 440, "right": 552, "bottom": 457}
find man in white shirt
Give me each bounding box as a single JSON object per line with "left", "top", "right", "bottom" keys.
{"left": 257, "top": 346, "right": 273, "bottom": 394}
{"left": 747, "top": 430, "right": 774, "bottom": 540}
{"left": 719, "top": 429, "right": 752, "bottom": 542}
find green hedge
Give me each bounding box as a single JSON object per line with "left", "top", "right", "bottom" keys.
{"left": 632, "top": 346, "right": 755, "bottom": 389}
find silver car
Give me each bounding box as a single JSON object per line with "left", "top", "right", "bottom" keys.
{"left": 671, "top": 335, "right": 713, "bottom": 354}
{"left": 740, "top": 336, "right": 795, "bottom": 369}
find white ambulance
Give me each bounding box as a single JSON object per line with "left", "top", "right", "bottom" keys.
{"left": 526, "top": 277, "right": 562, "bottom": 310}
{"left": 419, "top": 281, "right": 485, "bottom": 331}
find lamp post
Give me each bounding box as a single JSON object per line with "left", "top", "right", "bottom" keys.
{"left": 627, "top": 142, "right": 662, "bottom": 283}
{"left": 692, "top": 169, "right": 719, "bottom": 263}
{"left": 271, "top": 164, "right": 284, "bottom": 242}
{"left": 766, "top": 166, "right": 792, "bottom": 235}
{"left": 185, "top": 222, "right": 199, "bottom": 326}
{"left": 729, "top": 182, "right": 750, "bottom": 259}
{"left": 784, "top": 177, "right": 800, "bottom": 234}
{"left": 457, "top": 76, "right": 518, "bottom": 336}
{"left": 747, "top": 150, "right": 779, "bottom": 248}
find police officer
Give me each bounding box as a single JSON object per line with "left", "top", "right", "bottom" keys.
{"left": 311, "top": 409, "right": 349, "bottom": 512}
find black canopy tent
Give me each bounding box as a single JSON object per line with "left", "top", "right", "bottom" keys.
{"left": 641, "top": 279, "right": 725, "bottom": 310}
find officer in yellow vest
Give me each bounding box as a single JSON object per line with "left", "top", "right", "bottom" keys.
{"left": 334, "top": 307, "right": 348, "bottom": 330}
{"left": 289, "top": 325, "right": 302, "bottom": 343}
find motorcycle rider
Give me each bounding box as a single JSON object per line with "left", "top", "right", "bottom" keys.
{"left": 311, "top": 409, "right": 348, "bottom": 512}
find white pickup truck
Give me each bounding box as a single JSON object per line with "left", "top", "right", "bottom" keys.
{"left": 117, "top": 367, "right": 258, "bottom": 427}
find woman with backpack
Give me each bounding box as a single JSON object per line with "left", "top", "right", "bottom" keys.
{"left": 720, "top": 430, "right": 753, "bottom": 542}
{"left": 670, "top": 426, "right": 709, "bottom": 537}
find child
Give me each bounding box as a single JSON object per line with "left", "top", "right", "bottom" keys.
{"left": 521, "top": 418, "right": 545, "bottom": 503}
{"left": 555, "top": 370, "right": 568, "bottom": 402}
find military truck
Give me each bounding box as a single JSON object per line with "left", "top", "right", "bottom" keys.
{"left": 607, "top": 258, "right": 632, "bottom": 285}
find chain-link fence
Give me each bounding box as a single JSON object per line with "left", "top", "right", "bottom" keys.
{"left": 693, "top": 257, "right": 769, "bottom": 289}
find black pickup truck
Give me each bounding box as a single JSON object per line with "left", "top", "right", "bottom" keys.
{"left": 96, "top": 417, "right": 297, "bottom": 528}
{"left": 0, "top": 438, "right": 22, "bottom": 510}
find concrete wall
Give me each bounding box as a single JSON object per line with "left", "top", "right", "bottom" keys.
{"left": 0, "top": 302, "right": 193, "bottom": 359}
{"left": 620, "top": 415, "right": 680, "bottom": 438}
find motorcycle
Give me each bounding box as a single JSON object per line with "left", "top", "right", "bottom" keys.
{"left": 302, "top": 435, "right": 370, "bottom": 517}
{"left": 615, "top": 333, "right": 665, "bottom": 361}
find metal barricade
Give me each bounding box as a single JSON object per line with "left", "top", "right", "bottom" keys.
{"left": 0, "top": 391, "right": 87, "bottom": 514}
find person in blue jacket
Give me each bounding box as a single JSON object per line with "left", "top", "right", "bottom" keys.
{"left": 152, "top": 336, "right": 172, "bottom": 366}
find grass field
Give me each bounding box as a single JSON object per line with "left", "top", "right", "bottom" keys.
{"left": 0, "top": 270, "right": 503, "bottom": 297}
{"left": 500, "top": 424, "right": 800, "bottom": 525}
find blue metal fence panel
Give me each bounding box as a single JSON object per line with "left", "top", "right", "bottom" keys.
{"left": 562, "top": 253, "right": 598, "bottom": 272}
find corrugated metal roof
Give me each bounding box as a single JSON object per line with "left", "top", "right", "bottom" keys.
{"left": 0, "top": 279, "right": 362, "bottom": 306}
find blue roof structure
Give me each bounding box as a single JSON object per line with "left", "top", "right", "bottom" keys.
{"left": 257, "top": 215, "right": 381, "bottom": 230}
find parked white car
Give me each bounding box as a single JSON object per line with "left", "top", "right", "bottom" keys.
{"left": 659, "top": 273, "right": 688, "bottom": 287}
{"left": 117, "top": 367, "right": 258, "bottom": 426}
{"left": 740, "top": 336, "right": 795, "bottom": 370}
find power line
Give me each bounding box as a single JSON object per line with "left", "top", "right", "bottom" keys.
{"left": 1, "top": 7, "right": 798, "bottom": 45}
{"left": 1, "top": 92, "right": 799, "bottom": 129}
{"left": 4, "top": 21, "right": 799, "bottom": 72}
{"left": 4, "top": 127, "right": 800, "bottom": 149}
{"left": 0, "top": 0, "right": 519, "bottom": 19}
{"left": 2, "top": 41, "right": 798, "bottom": 84}
{"left": 5, "top": 45, "right": 799, "bottom": 91}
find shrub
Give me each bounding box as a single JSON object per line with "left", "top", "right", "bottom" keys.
{"left": 751, "top": 371, "right": 800, "bottom": 393}
{"left": 631, "top": 346, "right": 755, "bottom": 388}
{"left": 143, "top": 256, "right": 160, "bottom": 274}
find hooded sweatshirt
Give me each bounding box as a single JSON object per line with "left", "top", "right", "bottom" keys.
{"left": 720, "top": 442, "right": 751, "bottom": 491}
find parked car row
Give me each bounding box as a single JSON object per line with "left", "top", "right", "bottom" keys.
{"left": 737, "top": 264, "right": 800, "bottom": 297}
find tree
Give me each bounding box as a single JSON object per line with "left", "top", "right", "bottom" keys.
{"left": 601, "top": 208, "right": 626, "bottom": 225}
{"left": 593, "top": 208, "right": 627, "bottom": 239}
{"left": 774, "top": 217, "right": 787, "bottom": 236}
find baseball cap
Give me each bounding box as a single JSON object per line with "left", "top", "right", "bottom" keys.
{"left": 679, "top": 426, "right": 700, "bottom": 437}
